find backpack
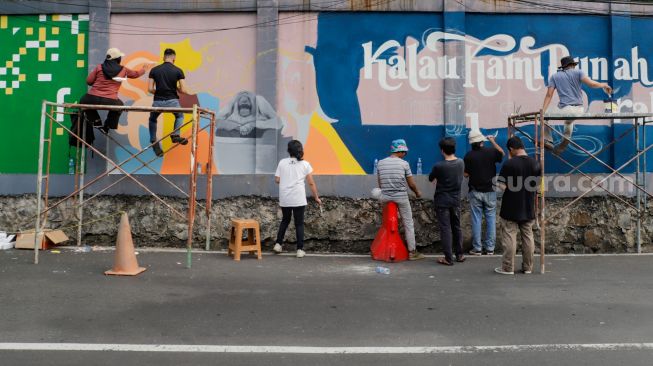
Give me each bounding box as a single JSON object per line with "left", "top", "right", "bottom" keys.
{"left": 68, "top": 110, "right": 95, "bottom": 147}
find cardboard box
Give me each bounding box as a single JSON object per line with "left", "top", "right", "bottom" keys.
{"left": 15, "top": 230, "right": 68, "bottom": 250}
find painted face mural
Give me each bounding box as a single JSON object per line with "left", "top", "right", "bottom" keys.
{"left": 214, "top": 91, "right": 288, "bottom": 174}
{"left": 4, "top": 12, "right": 651, "bottom": 175}
{"left": 216, "top": 91, "right": 284, "bottom": 139}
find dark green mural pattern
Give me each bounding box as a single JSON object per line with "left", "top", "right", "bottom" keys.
{"left": 0, "top": 14, "right": 88, "bottom": 173}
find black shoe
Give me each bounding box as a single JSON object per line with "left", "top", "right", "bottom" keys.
{"left": 170, "top": 135, "right": 188, "bottom": 145}
{"left": 92, "top": 119, "right": 103, "bottom": 128}
{"left": 99, "top": 126, "right": 109, "bottom": 134}
{"left": 152, "top": 142, "right": 164, "bottom": 157}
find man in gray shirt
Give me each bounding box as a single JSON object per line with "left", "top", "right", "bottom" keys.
{"left": 377, "top": 139, "right": 425, "bottom": 260}
{"left": 542, "top": 56, "right": 612, "bottom": 154}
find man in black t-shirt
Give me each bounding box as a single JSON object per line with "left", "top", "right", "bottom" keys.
{"left": 147, "top": 48, "right": 189, "bottom": 157}
{"left": 495, "top": 136, "right": 541, "bottom": 275}
{"left": 428, "top": 137, "right": 465, "bottom": 266}
{"left": 463, "top": 130, "right": 504, "bottom": 256}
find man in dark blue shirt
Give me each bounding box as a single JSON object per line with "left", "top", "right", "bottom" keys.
{"left": 429, "top": 137, "right": 465, "bottom": 266}
{"left": 495, "top": 136, "right": 541, "bottom": 275}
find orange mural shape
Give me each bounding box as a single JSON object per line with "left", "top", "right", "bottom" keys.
{"left": 120, "top": 51, "right": 158, "bottom": 102}
{"left": 160, "top": 129, "right": 217, "bottom": 174}
{"left": 303, "top": 125, "right": 341, "bottom": 174}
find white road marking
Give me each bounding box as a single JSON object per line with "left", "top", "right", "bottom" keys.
{"left": 54, "top": 246, "right": 653, "bottom": 257}
{"left": 0, "top": 343, "right": 652, "bottom": 354}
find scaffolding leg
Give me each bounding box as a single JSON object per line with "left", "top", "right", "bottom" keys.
{"left": 186, "top": 105, "right": 200, "bottom": 268}
{"left": 34, "top": 101, "right": 48, "bottom": 264}
{"left": 205, "top": 114, "right": 215, "bottom": 251}
{"left": 636, "top": 118, "right": 641, "bottom": 254}
{"left": 644, "top": 118, "right": 648, "bottom": 213}
{"left": 539, "top": 111, "right": 546, "bottom": 274}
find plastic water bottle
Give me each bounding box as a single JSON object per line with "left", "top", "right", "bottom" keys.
{"left": 373, "top": 159, "right": 378, "bottom": 174}
{"left": 375, "top": 266, "right": 390, "bottom": 275}
{"left": 68, "top": 158, "right": 75, "bottom": 175}
{"left": 416, "top": 158, "right": 423, "bottom": 175}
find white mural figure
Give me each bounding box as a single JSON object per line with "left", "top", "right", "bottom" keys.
{"left": 215, "top": 91, "right": 287, "bottom": 174}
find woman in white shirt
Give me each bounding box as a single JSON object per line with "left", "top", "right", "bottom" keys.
{"left": 273, "top": 140, "right": 322, "bottom": 258}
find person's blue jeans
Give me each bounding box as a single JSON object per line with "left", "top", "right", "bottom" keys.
{"left": 149, "top": 99, "right": 184, "bottom": 143}
{"left": 469, "top": 190, "right": 497, "bottom": 252}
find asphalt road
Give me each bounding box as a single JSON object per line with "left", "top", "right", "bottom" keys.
{"left": 1, "top": 249, "right": 652, "bottom": 365}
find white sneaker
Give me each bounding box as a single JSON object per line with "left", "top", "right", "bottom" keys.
{"left": 296, "top": 249, "right": 305, "bottom": 258}
{"left": 494, "top": 267, "right": 514, "bottom": 275}
{"left": 273, "top": 243, "right": 282, "bottom": 254}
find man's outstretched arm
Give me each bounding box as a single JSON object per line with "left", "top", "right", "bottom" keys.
{"left": 581, "top": 76, "right": 612, "bottom": 95}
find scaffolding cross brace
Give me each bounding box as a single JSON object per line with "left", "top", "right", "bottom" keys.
{"left": 34, "top": 101, "right": 216, "bottom": 268}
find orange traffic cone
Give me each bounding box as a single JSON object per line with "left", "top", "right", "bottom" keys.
{"left": 370, "top": 202, "right": 409, "bottom": 263}
{"left": 105, "top": 212, "right": 146, "bottom": 276}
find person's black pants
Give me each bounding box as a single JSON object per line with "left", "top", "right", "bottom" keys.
{"left": 435, "top": 205, "right": 463, "bottom": 263}
{"left": 275, "top": 206, "right": 306, "bottom": 250}
{"left": 79, "top": 93, "right": 124, "bottom": 129}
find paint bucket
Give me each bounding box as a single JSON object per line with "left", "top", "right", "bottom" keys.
{"left": 603, "top": 99, "right": 616, "bottom": 113}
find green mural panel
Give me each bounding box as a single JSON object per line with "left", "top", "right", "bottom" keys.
{"left": 0, "top": 14, "right": 88, "bottom": 173}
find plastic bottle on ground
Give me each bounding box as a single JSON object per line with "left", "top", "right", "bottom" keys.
{"left": 375, "top": 266, "right": 390, "bottom": 275}
{"left": 373, "top": 159, "right": 378, "bottom": 175}
{"left": 416, "top": 158, "right": 423, "bottom": 175}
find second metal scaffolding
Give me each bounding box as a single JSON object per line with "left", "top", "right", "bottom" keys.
{"left": 508, "top": 111, "right": 652, "bottom": 274}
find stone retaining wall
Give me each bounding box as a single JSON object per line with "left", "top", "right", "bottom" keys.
{"left": 1, "top": 195, "right": 650, "bottom": 253}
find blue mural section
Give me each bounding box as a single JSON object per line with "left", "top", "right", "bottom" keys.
{"left": 311, "top": 12, "right": 653, "bottom": 174}
{"left": 310, "top": 12, "right": 444, "bottom": 173}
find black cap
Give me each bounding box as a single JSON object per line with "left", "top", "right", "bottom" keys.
{"left": 560, "top": 56, "right": 578, "bottom": 68}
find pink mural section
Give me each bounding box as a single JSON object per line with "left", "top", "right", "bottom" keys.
{"left": 461, "top": 34, "right": 610, "bottom": 130}
{"left": 107, "top": 12, "right": 364, "bottom": 175}
{"left": 357, "top": 36, "right": 444, "bottom": 126}
{"left": 109, "top": 13, "right": 257, "bottom": 174}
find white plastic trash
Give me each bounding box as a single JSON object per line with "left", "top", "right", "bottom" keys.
{"left": 0, "top": 232, "right": 15, "bottom": 250}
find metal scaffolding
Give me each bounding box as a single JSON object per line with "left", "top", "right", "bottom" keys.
{"left": 34, "top": 101, "right": 216, "bottom": 268}
{"left": 508, "top": 111, "right": 652, "bottom": 274}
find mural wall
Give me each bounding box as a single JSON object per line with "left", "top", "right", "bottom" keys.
{"left": 0, "top": 14, "right": 88, "bottom": 173}
{"left": 107, "top": 12, "right": 652, "bottom": 175}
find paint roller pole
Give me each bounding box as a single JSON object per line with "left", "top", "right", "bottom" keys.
{"left": 34, "top": 101, "right": 47, "bottom": 264}
{"left": 77, "top": 112, "right": 86, "bottom": 247}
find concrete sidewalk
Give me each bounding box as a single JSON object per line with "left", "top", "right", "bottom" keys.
{"left": 1, "top": 249, "right": 652, "bottom": 365}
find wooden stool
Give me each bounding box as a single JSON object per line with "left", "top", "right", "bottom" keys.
{"left": 228, "top": 219, "right": 262, "bottom": 261}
